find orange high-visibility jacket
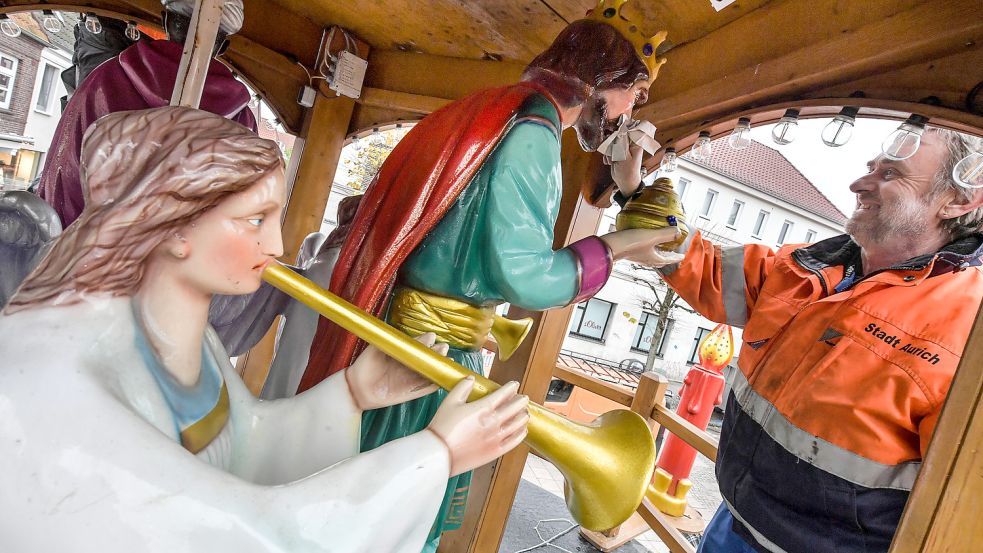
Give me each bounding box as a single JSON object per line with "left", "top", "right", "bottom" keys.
{"left": 662, "top": 231, "right": 983, "bottom": 553}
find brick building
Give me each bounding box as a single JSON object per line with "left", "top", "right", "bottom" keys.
{"left": 0, "top": 11, "right": 74, "bottom": 189}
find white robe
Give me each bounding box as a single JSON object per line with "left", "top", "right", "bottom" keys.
{"left": 0, "top": 296, "right": 449, "bottom": 552}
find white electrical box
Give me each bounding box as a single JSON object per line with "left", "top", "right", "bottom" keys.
{"left": 710, "top": 0, "right": 738, "bottom": 11}
{"left": 297, "top": 85, "right": 316, "bottom": 107}
{"left": 329, "top": 51, "right": 368, "bottom": 99}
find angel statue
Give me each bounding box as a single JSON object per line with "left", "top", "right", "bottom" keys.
{"left": 0, "top": 106, "right": 528, "bottom": 552}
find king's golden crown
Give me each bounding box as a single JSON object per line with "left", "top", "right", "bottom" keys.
{"left": 588, "top": 0, "right": 667, "bottom": 83}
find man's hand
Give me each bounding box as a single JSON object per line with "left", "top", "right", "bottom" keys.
{"left": 427, "top": 378, "right": 529, "bottom": 477}
{"left": 609, "top": 143, "right": 645, "bottom": 197}
{"left": 344, "top": 332, "right": 443, "bottom": 411}
{"left": 601, "top": 227, "right": 685, "bottom": 268}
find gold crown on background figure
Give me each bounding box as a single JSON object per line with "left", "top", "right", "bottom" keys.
{"left": 588, "top": 0, "right": 667, "bottom": 83}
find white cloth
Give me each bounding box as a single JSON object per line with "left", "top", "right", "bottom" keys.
{"left": 0, "top": 296, "right": 449, "bottom": 552}
{"left": 597, "top": 118, "right": 660, "bottom": 163}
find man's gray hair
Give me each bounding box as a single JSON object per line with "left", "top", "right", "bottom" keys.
{"left": 162, "top": 0, "right": 244, "bottom": 35}
{"left": 931, "top": 128, "right": 983, "bottom": 239}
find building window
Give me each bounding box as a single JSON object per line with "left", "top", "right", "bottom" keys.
{"left": 569, "top": 298, "right": 615, "bottom": 342}
{"left": 726, "top": 200, "right": 744, "bottom": 228}
{"left": 778, "top": 220, "right": 794, "bottom": 244}
{"left": 699, "top": 189, "right": 718, "bottom": 218}
{"left": 675, "top": 177, "right": 689, "bottom": 201}
{"left": 805, "top": 229, "right": 817, "bottom": 242}
{"left": 34, "top": 62, "right": 59, "bottom": 114}
{"left": 752, "top": 209, "right": 769, "bottom": 237}
{"left": 688, "top": 327, "right": 712, "bottom": 364}
{"left": 0, "top": 52, "right": 18, "bottom": 110}
{"left": 632, "top": 313, "right": 673, "bottom": 355}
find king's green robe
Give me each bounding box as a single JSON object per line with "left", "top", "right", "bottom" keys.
{"left": 360, "top": 95, "right": 590, "bottom": 551}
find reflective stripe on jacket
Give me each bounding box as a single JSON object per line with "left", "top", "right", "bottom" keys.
{"left": 662, "top": 231, "right": 983, "bottom": 553}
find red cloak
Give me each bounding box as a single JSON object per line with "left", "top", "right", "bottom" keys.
{"left": 299, "top": 83, "right": 550, "bottom": 392}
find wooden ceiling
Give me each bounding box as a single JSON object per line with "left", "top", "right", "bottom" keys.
{"left": 264, "top": 0, "right": 770, "bottom": 63}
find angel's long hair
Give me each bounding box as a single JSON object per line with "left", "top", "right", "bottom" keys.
{"left": 5, "top": 106, "right": 283, "bottom": 314}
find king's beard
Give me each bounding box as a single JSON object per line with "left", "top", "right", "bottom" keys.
{"left": 573, "top": 95, "right": 618, "bottom": 152}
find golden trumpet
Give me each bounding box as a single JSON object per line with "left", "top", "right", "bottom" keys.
{"left": 489, "top": 314, "right": 533, "bottom": 361}
{"left": 262, "top": 262, "right": 656, "bottom": 531}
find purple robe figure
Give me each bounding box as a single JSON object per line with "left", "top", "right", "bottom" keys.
{"left": 38, "top": 38, "right": 257, "bottom": 227}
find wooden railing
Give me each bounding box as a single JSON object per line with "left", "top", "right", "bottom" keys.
{"left": 551, "top": 364, "right": 718, "bottom": 553}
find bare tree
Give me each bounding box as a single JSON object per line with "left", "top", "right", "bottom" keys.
{"left": 630, "top": 264, "right": 694, "bottom": 373}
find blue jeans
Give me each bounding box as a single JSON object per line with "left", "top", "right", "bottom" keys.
{"left": 698, "top": 504, "right": 759, "bottom": 553}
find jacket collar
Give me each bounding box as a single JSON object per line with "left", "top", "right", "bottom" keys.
{"left": 793, "top": 233, "right": 983, "bottom": 277}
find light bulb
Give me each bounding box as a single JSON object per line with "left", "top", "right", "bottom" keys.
{"left": 882, "top": 114, "right": 928, "bottom": 161}
{"left": 0, "top": 16, "right": 22, "bottom": 38}
{"left": 728, "top": 117, "right": 752, "bottom": 150}
{"left": 691, "top": 130, "right": 712, "bottom": 161}
{"left": 821, "top": 106, "right": 859, "bottom": 147}
{"left": 953, "top": 151, "right": 983, "bottom": 189}
{"left": 41, "top": 10, "right": 62, "bottom": 33}
{"left": 771, "top": 108, "right": 800, "bottom": 145}
{"left": 84, "top": 13, "right": 103, "bottom": 35}
{"left": 125, "top": 21, "right": 140, "bottom": 41}
{"left": 660, "top": 147, "right": 678, "bottom": 173}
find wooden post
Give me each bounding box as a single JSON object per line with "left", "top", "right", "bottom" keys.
{"left": 170, "top": 0, "right": 225, "bottom": 108}
{"left": 236, "top": 30, "right": 367, "bottom": 391}
{"left": 581, "top": 372, "right": 669, "bottom": 551}
{"left": 438, "top": 130, "right": 606, "bottom": 553}
{"left": 889, "top": 305, "right": 983, "bottom": 553}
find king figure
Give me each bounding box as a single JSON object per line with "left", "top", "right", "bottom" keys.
{"left": 300, "top": 2, "right": 676, "bottom": 549}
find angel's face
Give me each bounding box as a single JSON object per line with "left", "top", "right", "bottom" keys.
{"left": 174, "top": 170, "right": 285, "bottom": 296}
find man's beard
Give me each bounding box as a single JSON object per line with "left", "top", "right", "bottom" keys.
{"left": 573, "top": 95, "right": 618, "bottom": 152}
{"left": 845, "top": 194, "right": 931, "bottom": 248}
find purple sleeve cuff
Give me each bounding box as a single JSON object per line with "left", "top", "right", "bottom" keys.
{"left": 568, "top": 236, "right": 614, "bottom": 303}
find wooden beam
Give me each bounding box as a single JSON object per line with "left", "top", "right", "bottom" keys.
{"left": 358, "top": 87, "right": 451, "bottom": 115}
{"left": 438, "top": 130, "right": 605, "bottom": 553}
{"left": 651, "top": 403, "right": 718, "bottom": 463}
{"left": 890, "top": 305, "right": 983, "bottom": 553}
{"left": 170, "top": 0, "right": 224, "bottom": 108}
{"left": 637, "top": 498, "right": 696, "bottom": 553}
{"left": 552, "top": 364, "right": 635, "bottom": 407}
{"left": 223, "top": 35, "right": 310, "bottom": 134}
{"left": 364, "top": 50, "right": 524, "bottom": 103}
{"left": 638, "top": 0, "right": 982, "bottom": 138}
{"left": 237, "top": 30, "right": 367, "bottom": 391}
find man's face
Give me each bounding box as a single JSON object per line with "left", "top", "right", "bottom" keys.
{"left": 573, "top": 80, "right": 649, "bottom": 152}
{"left": 845, "top": 134, "right": 949, "bottom": 248}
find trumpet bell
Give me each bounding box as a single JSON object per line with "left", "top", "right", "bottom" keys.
{"left": 489, "top": 314, "right": 533, "bottom": 361}
{"left": 528, "top": 407, "right": 656, "bottom": 531}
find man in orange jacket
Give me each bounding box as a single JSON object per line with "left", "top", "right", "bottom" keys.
{"left": 627, "top": 128, "right": 983, "bottom": 553}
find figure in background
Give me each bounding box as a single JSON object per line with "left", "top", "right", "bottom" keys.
{"left": 634, "top": 129, "right": 983, "bottom": 553}
{"left": 60, "top": 15, "right": 143, "bottom": 110}
{"left": 38, "top": 0, "right": 257, "bottom": 228}
{"left": 0, "top": 107, "right": 528, "bottom": 552}
{"left": 301, "top": 3, "right": 676, "bottom": 549}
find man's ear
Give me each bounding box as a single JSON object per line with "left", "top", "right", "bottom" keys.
{"left": 939, "top": 188, "right": 983, "bottom": 221}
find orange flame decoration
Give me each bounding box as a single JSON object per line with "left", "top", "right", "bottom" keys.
{"left": 698, "top": 323, "right": 734, "bottom": 372}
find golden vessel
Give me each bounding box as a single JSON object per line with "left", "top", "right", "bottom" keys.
{"left": 615, "top": 177, "right": 689, "bottom": 251}
{"left": 262, "top": 263, "right": 656, "bottom": 531}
